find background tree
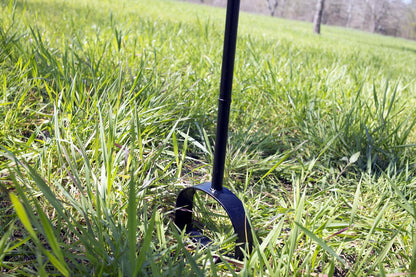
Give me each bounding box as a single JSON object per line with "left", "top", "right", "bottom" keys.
{"left": 313, "top": 0, "right": 325, "bottom": 34}
{"left": 346, "top": 0, "right": 353, "bottom": 27}
{"left": 266, "top": 0, "right": 279, "bottom": 16}
{"left": 406, "top": 1, "right": 416, "bottom": 38}
{"left": 365, "top": 0, "right": 390, "bottom": 33}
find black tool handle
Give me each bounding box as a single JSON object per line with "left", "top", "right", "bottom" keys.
{"left": 211, "top": 0, "right": 241, "bottom": 191}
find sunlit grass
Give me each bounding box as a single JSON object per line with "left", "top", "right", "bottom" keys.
{"left": 1, "top": 0, "right": 416, "bottom": 275}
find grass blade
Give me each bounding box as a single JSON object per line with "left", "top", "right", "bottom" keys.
{"left": 9, "top": 193, "right": 37, "bottom": 242}
{"left": 295, "top": 222, "right": 346, "bottom": 265}
{"left": 135, "top": 210, "right": 156, "bottom": 275}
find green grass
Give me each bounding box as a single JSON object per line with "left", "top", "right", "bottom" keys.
{"left": 1, "top": 0, "right": 416, "bottom": 275}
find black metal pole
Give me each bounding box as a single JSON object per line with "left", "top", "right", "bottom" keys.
{"left": 211, "top": 0, "right": 241, "bottom": 191}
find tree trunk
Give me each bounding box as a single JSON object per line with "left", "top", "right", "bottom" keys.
{"left": 346, "top": 0, "right": 353, "bottom": 27}
{"left": 313, "top": 0, "right": 325, "bottom": 34}
{"left": 266, "top": 0, "right": 279, "bottom": 17}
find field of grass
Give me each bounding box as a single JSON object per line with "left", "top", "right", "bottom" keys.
{"left": 1, "top": 0, "right": 416, "bottom": 275}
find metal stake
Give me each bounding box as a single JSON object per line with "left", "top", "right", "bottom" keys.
{"left": 175, "top": 0, "right": 252, "bottom": 260}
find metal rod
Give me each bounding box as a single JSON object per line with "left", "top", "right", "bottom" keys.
{"left": 211, "top": 0, "right": 241, "bottom": 191}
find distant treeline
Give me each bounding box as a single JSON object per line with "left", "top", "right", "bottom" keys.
{"left": 181, "top": 0, "right": 416, "bottom": 40}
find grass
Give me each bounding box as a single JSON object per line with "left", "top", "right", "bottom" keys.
{"left": 1, "top": 0, "right": 416, "bottom": 275}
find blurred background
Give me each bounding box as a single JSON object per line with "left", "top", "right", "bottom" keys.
{"left": 180, "top": 0, "right": 416, "bottom": 40}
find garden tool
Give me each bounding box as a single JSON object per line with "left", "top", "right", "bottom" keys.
{"left": 175, "top": 0, "right": 253, "bottom": 260}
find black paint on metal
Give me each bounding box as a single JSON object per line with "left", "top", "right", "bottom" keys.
{"left": 211, "top": 0, "right": 240, "bottom": 191}
{"left": 175, "top": 183, "right": 253, "bottom": 259}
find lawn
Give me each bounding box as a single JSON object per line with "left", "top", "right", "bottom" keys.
{"left": 1, "top": 0, "right": 416, "bottom": 275}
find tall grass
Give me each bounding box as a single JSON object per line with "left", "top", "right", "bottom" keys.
{"left": 1, "top": 0, "right": 416, "bottom": 275}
